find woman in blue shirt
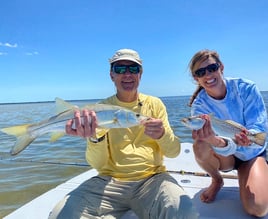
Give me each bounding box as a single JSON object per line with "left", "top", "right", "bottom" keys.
{"left": 188, "top": 49, "right": 268, "bottom": 217}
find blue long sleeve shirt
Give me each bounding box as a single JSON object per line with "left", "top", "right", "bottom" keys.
{"left": 191, "top": 77, "right": 268, "bottom": 161}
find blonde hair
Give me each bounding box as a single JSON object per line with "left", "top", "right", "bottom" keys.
{"left": 188, "top": 49, "right": 222, "bottom": 106}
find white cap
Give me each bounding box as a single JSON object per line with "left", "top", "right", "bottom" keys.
{"left": 109, "top": 48, "right": 142, "bottom": 66}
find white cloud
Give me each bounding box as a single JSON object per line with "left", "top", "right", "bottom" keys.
{"left": 0, "top": 52, "right": 8, "bottom": 55}
{"left": 0, "top": 42, "right": 18, "bottom": 48}
{"left": 26, "top": 51, "right": 39, "bottom": 56}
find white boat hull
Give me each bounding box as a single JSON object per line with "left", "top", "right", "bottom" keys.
{"left": 4, "top": 143, "right": 267, "bottom": 219}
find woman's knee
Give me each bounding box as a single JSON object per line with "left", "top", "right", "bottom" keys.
{"left": 193, "top": 141, "right": 212, "bottom": 162}
{"left": 243, "top": 201, "right": 268, "bottom": 218}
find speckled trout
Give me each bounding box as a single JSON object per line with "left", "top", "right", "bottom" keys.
{"left": 1, "top": 98, "right": 149, "bottom": 155}
{"left": 181, "top": 114, "right": 267, "bottom": 146}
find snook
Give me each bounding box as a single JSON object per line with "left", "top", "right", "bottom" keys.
{"left": 1, "top": 98, "right": 149, "bottom": 155}
{"left": 181, "top": 114, "right": 267, "bottom": 146}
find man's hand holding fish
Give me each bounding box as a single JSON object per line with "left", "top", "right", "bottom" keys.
{"left": 142, "top": 118, "right": 165, "bottom": 139}
{"left": 66, "top": 109, "right": 97, "bottom": 138}
{"left": 67, "top": 109, "right": 164, "bottom": 141}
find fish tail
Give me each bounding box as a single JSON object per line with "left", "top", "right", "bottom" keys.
{"left": 252, "top": 132, "right": 267, "bottom": 146}
{"left": 1, "top": 124, "right": 31, "bottom": 136}
{"left": 1, "top": 124, "right": 36, "bottom": 155}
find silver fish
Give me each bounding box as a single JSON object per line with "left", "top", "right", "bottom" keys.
{"left": 181, "top": 114, "right": 267, "bottom": 146}
{"left": 1, "top": 98, "right": 149, "bottom": 155}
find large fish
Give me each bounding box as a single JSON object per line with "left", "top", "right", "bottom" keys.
{"left": 181, "top": 114, "right": 267, "bottom": 146}
{"left": 1, "top": 98, "right": 149, "bottom": 155}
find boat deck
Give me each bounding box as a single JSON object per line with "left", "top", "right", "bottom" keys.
{"left": 4, "top": 143, "right": 268, "bottom": 219}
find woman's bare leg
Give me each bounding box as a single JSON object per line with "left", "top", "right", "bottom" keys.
{"left": 238, "top": 157, "right": 268, "bottom": 217}
{"left": 193, "top": 140, "right": 234, "bottom": 203}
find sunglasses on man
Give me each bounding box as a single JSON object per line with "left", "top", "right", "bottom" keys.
{"left": 112, "top": 65, "right": 141, "bottom": 74}
{"left": 194, "top": 63, "right": 220, "bottom": 78}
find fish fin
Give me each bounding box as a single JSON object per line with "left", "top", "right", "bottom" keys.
{"left": 0, "top": 124, "right": 36, "bottom": 155}
{"left": 82, "top": 103, "right": 104, "bottom": 112}
{"left": 55, "top": 97, "right": 78, "bottom": 114}
{"left": 209, "top": 114, "right": 245, "bottom": 129}
{"left": 252, "top": 132, "right": 267, "bottom": 146}
{"left": 10, "top": 135, "right": 36, "bottom": 155}
{"left": 50, "top": 132, "right": 65, "bottom": 142}
{"left": 1, "top": 124, "right": 31, "bottom": 136}
{"left": 95, "top": 128, "right": 109, "bottom": 138}
{"left": 225, "top": 120, "right": 246, "bottom": 129}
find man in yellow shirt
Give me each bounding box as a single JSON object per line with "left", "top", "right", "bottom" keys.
{"left": 49, "top": 49, "right": 198, "bottom": 219}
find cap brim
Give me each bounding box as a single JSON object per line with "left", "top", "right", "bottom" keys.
{"left": 109, "top": 57, "right": 142, "bottom": 66}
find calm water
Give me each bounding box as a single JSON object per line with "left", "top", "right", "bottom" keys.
{"left": 1, "top": 93, "right": 268, "bottom": 217}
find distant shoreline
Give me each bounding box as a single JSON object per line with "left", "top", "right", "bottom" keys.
{"left": 1, "top": 91, "right": 267, "bottom": 105}
{"left": 0, "top": 95, "right": 186, "bottom": 105}
{"left": 0, "top": 99, "right": 102, "bottom": 105}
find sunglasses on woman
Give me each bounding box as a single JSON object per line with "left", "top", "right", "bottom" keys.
{"left": 194, "top": 63, "right": 220, "bottom": 78}
{"left": 112, "top": 65, "right": 141, "bottom": 74}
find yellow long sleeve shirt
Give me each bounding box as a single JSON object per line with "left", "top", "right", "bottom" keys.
{"left": 85, "top": 93, "right": 181, "bottom": 181}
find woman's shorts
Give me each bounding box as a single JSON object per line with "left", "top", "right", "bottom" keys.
{"left": 234, "top": 149, "right": 268, "bottom": 170}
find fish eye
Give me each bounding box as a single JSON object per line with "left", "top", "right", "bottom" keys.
{"left": 136, "top": 113, "right": 140, "bottom": 117}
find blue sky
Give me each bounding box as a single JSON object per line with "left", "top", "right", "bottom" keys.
{"left": 1, "top": 0, "right": 268, "bottom": 103}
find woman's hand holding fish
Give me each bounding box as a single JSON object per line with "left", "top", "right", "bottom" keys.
{"left": 192, "top": 115, "right": 251, "bottom": 147}
{"left": 66, "top": 109, "right": 97, "bottom": 138}
{"left": 143, "top": 118, "right": 165, "bottom": 139}
{"left": 192, "top": 115, "right": 214, "bottom": 141}
{"left": 192, "top": 115, "right": 227, "bottom": 147}
{"left": 234, "top": 130, "right": 251, "bottom": 146}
